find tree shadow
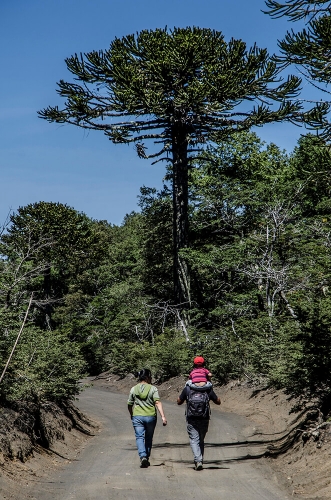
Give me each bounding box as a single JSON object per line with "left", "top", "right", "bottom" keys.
{"left": 203, "top": 466, "right": 230, "bottom": 470}
{"left": 165, "top": 453, "right": 266, "bottom": 465}
{"left": 125, "top": 429, "right": 297, "bottom": 463}
{"left": 149, "top": 436, "right": 280, "bottom": 450}
{"left": 151, "top": 461, "right": 230, "bottom": 470}
{"left": 124, "top": 439, "right": 269, "bottom": 465}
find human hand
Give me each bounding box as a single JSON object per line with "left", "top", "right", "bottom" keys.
{"left": 162, "top": 417, "right": 167, "bottom": 426}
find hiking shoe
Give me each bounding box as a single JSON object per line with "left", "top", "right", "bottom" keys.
{"left": 195, "top": 461, "right": 203, "bottom": 471}
{"left": 140, "top": 457, "right": 148, "bottom": 468}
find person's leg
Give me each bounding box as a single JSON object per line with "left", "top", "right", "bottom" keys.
{"left": 187, "top": 420, "right": 202, "bottom": 464}
{"left": 144, "top": 416, "right": 157, "bottom": 459}
{"left": 197, "top": 419, "right": 209, "bottom": 461}
{"left": 131, "top": 416, "right": 147, "bottom": 459}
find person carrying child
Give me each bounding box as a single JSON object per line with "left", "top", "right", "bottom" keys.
{"left": 178, "top": 356, "right": 220, "bottom": 470}
{"left": 186, "top": 356, "right": 212, "bottom": 388}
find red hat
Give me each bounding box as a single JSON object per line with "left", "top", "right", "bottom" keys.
{"left": 194, "top": 356, "right": 205, "bottom": 365}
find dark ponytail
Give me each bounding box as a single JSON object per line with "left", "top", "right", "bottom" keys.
{"left": 135, "top": 368, "right": 152, "bottom": 382}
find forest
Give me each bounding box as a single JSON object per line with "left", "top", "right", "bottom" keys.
{"left": 2, "top": 0, "right": 331, "bottom": 418}
{"left": 1, "top": 132, "right": 331, "bottom": 408}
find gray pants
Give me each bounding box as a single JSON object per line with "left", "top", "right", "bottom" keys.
{"left": 187, "top": 418, "right": 209, "bottom": 463}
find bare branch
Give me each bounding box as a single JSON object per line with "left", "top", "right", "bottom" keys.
{"left": 0, "top": 293, "right": 34, "bottom": 385}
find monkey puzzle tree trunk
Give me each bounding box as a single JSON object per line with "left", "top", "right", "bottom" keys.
{"left": 171, "top": 122, "right": 191, "bottom": 309}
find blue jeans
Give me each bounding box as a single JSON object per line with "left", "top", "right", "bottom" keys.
{"left": 187, "top": 418, "right": 209, "bottom": 463}
{"left": 132, "top": 415, "right": 157, "bottom": 459}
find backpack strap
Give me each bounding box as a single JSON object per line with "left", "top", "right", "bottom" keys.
{"left": 185, "top": 385, "right": 191, "bottom": 416}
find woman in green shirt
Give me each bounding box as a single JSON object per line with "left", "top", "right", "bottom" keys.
{"left": 128, "top": 368, "right": 167, "bottom": 468}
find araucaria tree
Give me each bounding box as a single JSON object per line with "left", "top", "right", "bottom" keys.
{"left": 39, "top": 26, "right": 305, "bottom": 310}
{"left": 265, "top": 1, "right": 331, "bottom": 134}
{"left": 265, "top": 1, "right": 331, "bottom": 21}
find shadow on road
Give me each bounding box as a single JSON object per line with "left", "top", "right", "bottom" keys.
{"left": 144, "top": 438, "right": 276, "bottom": 450}
{"left": 160, "top": 454, "right": 266, "bottom": 464}
{"left": 123, "top": 439, "right": 269, "bottom": 463}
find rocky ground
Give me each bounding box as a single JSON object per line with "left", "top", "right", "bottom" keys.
{"left": 0, "top": 373, "right": 330, "bottom": 499}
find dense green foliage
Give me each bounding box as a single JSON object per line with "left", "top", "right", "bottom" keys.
{"left": 1, "top": 133, "right": 331, "bottom": 406}
{"left": 39, "top": 26, "right": 302, "bottom": 142}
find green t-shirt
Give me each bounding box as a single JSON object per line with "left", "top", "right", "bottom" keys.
{"left": 128, "top": 383, "right": 160, "bottom": 417}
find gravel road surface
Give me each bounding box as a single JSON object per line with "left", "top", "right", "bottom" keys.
{"left": 30, "top": 385, "right": 291, "bottom": 499}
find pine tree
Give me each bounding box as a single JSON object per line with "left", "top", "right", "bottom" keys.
{"left": 265, "top": 1, "right": 331, "bottom": 21}
{"left": 39, "top": 26, "right": 305, "bottom": 310}
{"left": 265, "top": 1, "right": 331, "bottom": 135}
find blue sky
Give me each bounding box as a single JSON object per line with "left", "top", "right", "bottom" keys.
{"left": 0, "top": 0, "right": 318, "bottom": 225}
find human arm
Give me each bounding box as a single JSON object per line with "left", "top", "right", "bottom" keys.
{"left": 177, "top": 386, "right": 187, "bottom": 405}
{"left": 155, "top": 400, "right": 167, "bottom": 425}
{"left": 127, "top": 387, "right": 135, "bottom": 418}
{"left": 209, "top": 389, "right": 221, "bottom": 405}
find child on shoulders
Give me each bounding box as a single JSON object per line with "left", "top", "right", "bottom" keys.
{"left": 186, "top": 356, "right": 212, "bottom": 389}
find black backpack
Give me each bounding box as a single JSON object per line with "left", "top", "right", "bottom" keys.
{"left": 186, "top": 387, "right": 210, "bottom": 418}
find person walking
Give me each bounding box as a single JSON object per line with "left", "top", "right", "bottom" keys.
{"left": 128, "top": 368, "right": 167, "bottom": 468}
{"left": 177, "top": 380, "right": 220, "bottom": 470}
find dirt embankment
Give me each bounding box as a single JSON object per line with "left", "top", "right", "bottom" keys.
{"left": 218, "top": 382, "right": 331, "bottom": 499}
{"left": 1, "top": 373, "right": 331, "bottom": 499}
{"left": 0, "top": 398, "right": 96, "bottom": 499}
{"left": 0, "top": 401, "right": 94, "bottom": 462}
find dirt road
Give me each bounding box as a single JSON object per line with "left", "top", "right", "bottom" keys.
{"left": 29, "top": 385, "right": 291, "bottom": 500}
